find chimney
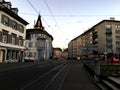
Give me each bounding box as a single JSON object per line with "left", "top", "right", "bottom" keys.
{"left": 110, "top": 17, "right": 115, "bottom": 20}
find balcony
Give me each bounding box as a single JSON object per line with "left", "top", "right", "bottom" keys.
{"left": 105, "top": 31, "right": 112, "bottom": 35}
{"left": 106, "top": 36, "right": 112, "bottom": 40}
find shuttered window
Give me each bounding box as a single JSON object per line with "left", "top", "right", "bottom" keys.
{"left": 0, "top": 31, "right": 3, "bottom": 42}
{"left": 7, "top": 34, "right": 12, "bottom": 44}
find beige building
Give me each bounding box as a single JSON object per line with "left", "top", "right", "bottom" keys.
{"left": 53, "top": 48, "right": 62, "bottom": 60}
{"left": 68, "top": 18, "right": 120, "bottom": 60}
{"left": 0, "top": 0, "right": 28, "bottom": 63}
{"left": 62, "top": 48, "right": 68, "bottom": 60}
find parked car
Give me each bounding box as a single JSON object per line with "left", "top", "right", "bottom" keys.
{"left": 107, "top": 57, "right": 119, "bottom": 63}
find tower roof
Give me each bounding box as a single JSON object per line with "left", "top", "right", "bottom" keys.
{"left": 34, "top": 15, "right": 44, "bottom": 30}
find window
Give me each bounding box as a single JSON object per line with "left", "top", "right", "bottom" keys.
{"left": 18, "top": 24, "right": 24, "bottom": 33}
{"left": 38, "top": 40, "right": 45, "bottom": 47}
{"left": 29, "top": 42, "right": 32, "bottom": 47}
{"left": 38, "top": 34, "right": 46, "bottom": 39}
{"left": 116, "top": 42, "right": 120, "bottom": 46}
{"left": 11, "top": 33, "right": 16, "bottom": 45}
{"left": 12, "top": 37, "right": 15, "bottom": 45}
{"left": 2, "top": 35, "right": 7, "bottom": 43}
{"left": 32, "top": 52, "right": 36, "bottom": 57}
{"left": 19, "top": 40, "right": 22, "bottom": 46}
{"left": 1, "top": 15, "right": 9, "bottom": 26}
{"left": 2, "top": 30, "right": 8, "bottom": 43}
{"left": 116, "top": 47, "right": 120, "bottom": 52}
{"left": 32, "top": 42, "right": 36, "bottom": 47}
{"left": 12, "top": 20, "right": 17, "bottom": 30}
{"left": 116, "top": 30, "right": 120, "bottom": 34}
{"left": 25, "top": 42, "right": 29, "bottom": 47}
{"left": 19, "top": 36, "right": 23, "bottom": 46}
{"left": 105, "top": 24, "right": 112, "bottom": 29}
{"left": 116, "top": 25, "right": 120, "bottom": 28}
{"left": 116, "top": 36, "right": 120, "bottom": 40}
{"left": 33, "top": 34, "right": 36, "bottom": 38}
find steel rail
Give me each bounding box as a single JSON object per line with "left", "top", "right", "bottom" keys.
{"left": 20, "top": 62, "right": 67, "bottom": 90}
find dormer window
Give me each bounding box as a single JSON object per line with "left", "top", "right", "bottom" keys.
{"left": 11, "top": 8, "right": 18, "bottom": 14}
{"left": 3, "top": 2, "right": 11, "bottom": 9}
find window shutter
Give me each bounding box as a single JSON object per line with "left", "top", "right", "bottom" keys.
{"left": 7, "top": 34, "right": 12, "bottom": 43}
{"left": 1, "top": 14, "right": 4, "bottom": 24}
{"left": 16, "top": 37, "right": 19, "bottom": 45}
{"left": 21, "top": 39, "right": 24, "bottom": 46}
{"left": 0, "top": 31, "right": 3, "bottom": 42}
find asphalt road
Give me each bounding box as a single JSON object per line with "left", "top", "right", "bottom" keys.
{"left": 0, "top": 61, "right": 62, "bottom": 90}
{"left": 0, "top": 60, "right": 101, "bottom": 90}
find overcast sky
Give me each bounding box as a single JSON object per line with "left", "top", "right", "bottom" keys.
{"left": 6, "top": 0, "right": 120, "bottom": 49}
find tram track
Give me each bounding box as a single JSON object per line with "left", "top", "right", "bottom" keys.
{"left": 20, "top": 61, "right": 68, "bottom": 90}
{"left": 0, "top": 60, "right": 67, "bottom": 90}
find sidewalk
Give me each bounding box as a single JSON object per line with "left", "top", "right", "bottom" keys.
{"left": 60, "top": 61, "right": 100, "bottom": 90}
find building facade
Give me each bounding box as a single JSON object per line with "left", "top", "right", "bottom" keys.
{"left": 0, "top": 0, "right": 28, "bottom": 63}
{"left": 62, "top": 48, "right": 68, "bottom": 60}
{"left": 24, "top": 15, "right": 53, "bottom": 61}
{"left": 53, "top": 48, "right": 62, "bottom": 60}
{"left": 68, "top": 18, "right": 120, "bottom": 60}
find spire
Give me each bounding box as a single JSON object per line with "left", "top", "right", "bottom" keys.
{"left": 34, "top": 15, "right": 44, "bottom": 30}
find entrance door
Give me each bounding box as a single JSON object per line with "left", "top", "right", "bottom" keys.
{"left": 38, "top": 49, "right": 44, "bottom": 61}
{"left": 0, "top": 50, "right": 3, "bottom": 62}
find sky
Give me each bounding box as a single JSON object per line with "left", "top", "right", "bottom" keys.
{"left": 6, "top": 0, "right": 120, "bottom": 49}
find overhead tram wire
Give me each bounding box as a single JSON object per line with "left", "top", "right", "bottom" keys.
{"left": 26, "top": 0, "right": 62, "bottom": 40}
{"left": 26, "top": 0, "right": 39, "bottom": 14}
{"left": 44, "top": 0, "right": 59, "bottom": 26}
{"left": 44, "top": 0, "right": 67, "bottom": 40}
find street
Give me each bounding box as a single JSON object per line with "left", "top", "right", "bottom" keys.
{"left": 0, "top": 61, "right": 64, "bottom": 90}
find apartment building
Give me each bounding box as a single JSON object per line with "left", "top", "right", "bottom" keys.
{"left": 24, "top": 15, "right": 53, "bottom": 61}
{"left": 68, "top": 18, "right": 120, "bottom": 60}
{"left": 0, "top": 0, "right": 28, "bottom": 63}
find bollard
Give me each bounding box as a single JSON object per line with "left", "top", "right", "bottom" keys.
{"left": 94, "top": 58, "right": 100, "bottom": 82}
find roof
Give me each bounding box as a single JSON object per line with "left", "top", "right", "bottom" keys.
{"left": 26, "top": 15, "right": 53, "bottom": 40}
{"left": 34, "top": 15, "right": 44, "bottom": 29}
{"left": 82, "top": 20, "right": 120, "bottom": 35}
{"left": 70, "top": 19, "right": 120, "bottom": 43}
{"left": 0, "top": 3, "right": 29, "bottom": 25}
{"left": 26, "top": 29, "right": 53, "bottom": 40}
